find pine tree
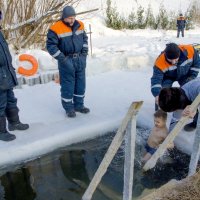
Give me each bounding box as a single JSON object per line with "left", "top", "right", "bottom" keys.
{"left": 137, "top": 5, "right": 145, "bottom": 29}
{"left": 159, "top": 6, "right": 169, "bottom": 29}
{"left": 168, "top": 11, "right": 177, "bottom": 30}
{"left": 145, "top": 4, "right": 155, "bottom": 28}
{"left": 128, "top": 11, "right": 137, "bottom": 29}
{"left": 185, "top": 3, "right": 196, "bottom": 30}
{"left": 154, "top": 15, "right": 160, "bottom": 29}
{"left": 105, "top": 1, "right": 183, "bottom": 31}
{"left": 106, "top": 0, "right": 113, "bottom": 27}
{"left": 106, "top": 0, "right": 126, "bottom": 30}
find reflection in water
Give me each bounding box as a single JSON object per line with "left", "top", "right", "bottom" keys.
{"left": 28, "top": 156, "right": 81, "bottom": 200}
{"left": 0, "top": 180, "right": 5, "bottom": 199}
{"left": 0, "top": 168, "right": 36, "bottom": 200}
{"left": 0, "top": 129, "right": 190, "bottom": 200}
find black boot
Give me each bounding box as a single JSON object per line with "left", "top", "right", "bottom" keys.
{"left": 0, "top": 116, "right": 16, "bottom": 141}
{"left": 67, "top": 110, "right": 76, "bottom": 118}
{"left": 184, "top": 111, "right": 198, "bottom": 132}
{"left": 6, "top": 108, "right": 29, "bottom": 131}
{"left": 75, "top": 107, "right": 90, "bottom": 114}
{"left": 184, "top": 122, "right": 197, "bottom": 132}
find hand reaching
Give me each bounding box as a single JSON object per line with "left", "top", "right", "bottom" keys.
{"left": 182, "top": 105, "right": 196, "bottom": 118}
{"left": 155, "top": 96, "right": 159, "bottom": 105}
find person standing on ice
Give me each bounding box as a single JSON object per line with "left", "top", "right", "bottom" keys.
{"left": 46, "top": 6, "right": 90, "bottom": 118}
{"left": 177, "top": 13, "right": 186, "bottom": 38}
{"left": 0, "top": 10, "right": 29, "bottom": 142}
{"left": 151, "top": 43, "right": 200, "bottom": 131}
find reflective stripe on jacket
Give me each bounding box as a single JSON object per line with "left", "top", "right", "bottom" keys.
{"left": 151, "top": 45, "right": 200, "bottom": 97}
{"left": 46, "top": 20, "right": 88, "bottom": 62}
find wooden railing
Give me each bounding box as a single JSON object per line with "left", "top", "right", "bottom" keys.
{"left": 143, "top": 94, "right": 200, "bottom": 176}
{"left": 82, "top": 101, "right": 143, "bottom": 200}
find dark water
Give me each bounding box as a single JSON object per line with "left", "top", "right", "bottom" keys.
{"left": 0, "top": 128, "right": 191, "bottom": 200}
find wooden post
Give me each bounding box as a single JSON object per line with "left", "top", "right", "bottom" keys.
{"left": 15, "top": 75, "right": 24, "bottom": 89}
{"left": 89, "top": 24, "right": 93, "bottom": 57}
{"left": 82, "top": 101, "right": 143, "bottom": 200}
{"left": 143, "top": 94, "right": 200, "bottom": 171}
{"left": 123, "top": 114, "right": 137, "bottom": 200}
{"left": 76, "top": 8, "right": 99, "bottom": 16}
{"left": 188, "top": 107, "right": 200, "bottom": 176}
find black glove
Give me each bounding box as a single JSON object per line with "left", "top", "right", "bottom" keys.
{"left": 82, "top": 52, "right": 88, "bottom": 56}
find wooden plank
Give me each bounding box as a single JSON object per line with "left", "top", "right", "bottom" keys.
{"left": 123, "top": 114, "right": 137, "bottom": 200}
{"left": 89, "top": 24, "right": 93, "bottom": 56}
{"left": 143, "top": 94, "right": 200, "bottom": 171}
{"left": 82, "top": 101, "right": 143, "bottom": 200}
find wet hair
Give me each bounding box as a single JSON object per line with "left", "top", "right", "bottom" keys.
{"left": 154, "top": 109, "right": 167, "bottom": 121}
{"left": 158, "top": 87, "right": 182, "bottom": 112}
{"left": 158, "top": 87, "right": 190, "bottom": 112}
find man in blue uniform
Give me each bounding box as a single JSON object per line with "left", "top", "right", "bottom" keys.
{"left": 151, "top": 43, "right": 200, "bottom": 131}
{"left": 46, "top": 6, "right": 90, "bottom": 118}
{"left": 177, "top": 14, "right": 186, "bottom": 38}
{"left": 0, "top": 10, "right": 29, "bottom": 141}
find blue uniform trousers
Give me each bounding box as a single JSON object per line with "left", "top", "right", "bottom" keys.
{"left": 59, "top": 54, "right": 86, "bottom": 112}
{"left": 177, "top": 28, "right": 184, "bottom": 38}
{"left": 0, "top": 88, "right": 18, "bottom": 117}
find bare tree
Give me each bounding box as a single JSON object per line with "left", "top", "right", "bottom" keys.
{"left": 0, "top": 0, "right": 81, "bottom": 49}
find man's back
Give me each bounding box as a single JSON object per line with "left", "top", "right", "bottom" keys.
{"left": 182, "top": 77, "right": 200, "bottom": 102}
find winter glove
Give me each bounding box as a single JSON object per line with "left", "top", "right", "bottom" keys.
{"left": 82, "top": 52, "right": 88, "bottom": 56}
{"left": 60, "top": 56, "right": 68, "bottom": 64}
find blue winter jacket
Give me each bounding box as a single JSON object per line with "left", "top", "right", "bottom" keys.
{"left": 0, "top": 31, "right": 17, "bottom": 90}
{"left": 151, "top": 45, "right": 200, "bottom": 97}
{"left": 177, "top": 17, "right": 186, "bottom": 29}
{"left": 46, "top": 19, "right": 88, "bottom": 63}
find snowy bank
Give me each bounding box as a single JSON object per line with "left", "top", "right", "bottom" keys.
{"left": 0, "top": 70, "right": 197, "bottom": 168}
{"left": 0, "top": 70, "right": 154, "bottom": 168}
{"left": 2, "top": 27, "right": 200, "bottom": 167}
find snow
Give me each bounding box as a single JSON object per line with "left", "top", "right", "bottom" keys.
{"left": 0, "top": 70, "right": 153, "bottom": 168}
{"left": 1, "top": 1, "right": 200, "bottom": 168}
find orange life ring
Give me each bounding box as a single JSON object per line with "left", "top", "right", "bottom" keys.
{"left": 18, "top": 54, "right": 39, "bottom": 76}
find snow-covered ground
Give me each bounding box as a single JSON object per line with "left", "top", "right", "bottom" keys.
{"left": 2, "top": 0, "right": 200, "bottom": 167}
{"left": 2, "top": 27, "right": 199, "bottom": 168}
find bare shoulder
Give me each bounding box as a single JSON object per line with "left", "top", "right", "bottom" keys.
{"left": 164, "top": 126, "right": 168, "bottom": 134}
{"left": 150, "top": 127, "right": 157, "bottom": 135}
{"left": 161, "top": 127, "right": 168, "bottom": 137}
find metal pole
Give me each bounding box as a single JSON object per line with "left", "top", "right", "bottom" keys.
{"left": 188, "top": 107, "right": 200, "bottom": 176}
